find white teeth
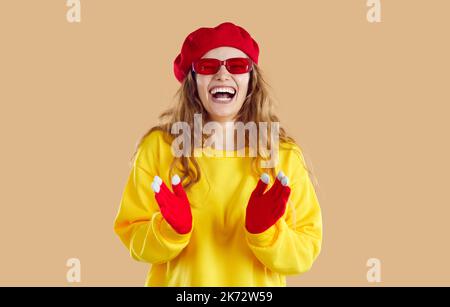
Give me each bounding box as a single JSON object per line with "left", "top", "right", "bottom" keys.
{"left": 213, "top": 97, "right": 233, "bottom": 102}
{"left": 209, "top": 87, "right": 236, "bottom": 95}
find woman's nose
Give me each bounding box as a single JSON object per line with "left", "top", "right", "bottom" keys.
{"left": 214, "top": 64, "right": 231, "bottom": 80}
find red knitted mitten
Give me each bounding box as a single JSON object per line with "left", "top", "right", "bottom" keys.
{"left": 245, "top": 171, "right": 291, "bottom": 234}
{"left": 151, "top": 175, "right": 193, "bottom": 234}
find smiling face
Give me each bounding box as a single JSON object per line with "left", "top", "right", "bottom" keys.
{"left": 195, "top": 47, "right": 251, "bottom": 123}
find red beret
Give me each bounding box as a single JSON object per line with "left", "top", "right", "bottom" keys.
{"left": 173, "top": 22, "right": 260, "bottom": 83}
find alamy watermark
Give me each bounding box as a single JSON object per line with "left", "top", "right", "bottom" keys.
{"left": 367, "top": 0, "right": 381, "bottom": 23}
{"left": 65, "top": 1, "right": 381, "bottom": 24}
{"left": 366, "top": 258, "right": 381, "bottom": 282}
{"left": 171, "top": 114, "right": 280, "bottom": 168}
{"left": 66, "top": 0, "right": 81, "bottom": 23}
{"left": 66, "top": 258, "right": 81, "bottom": 283}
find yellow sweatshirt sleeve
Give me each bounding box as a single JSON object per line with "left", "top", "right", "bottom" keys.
{"left": 245, "top": 145, "right": 323, "bottom": 275}
{"left": 113, "top": 133, "right": 192, "bottom": 264}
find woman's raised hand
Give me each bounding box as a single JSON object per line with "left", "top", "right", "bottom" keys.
{"left": 151, "top": 175, "right": 193, "bottom": 234}
{"left": 245, "top": 171, "right": 291, "bottom": 234}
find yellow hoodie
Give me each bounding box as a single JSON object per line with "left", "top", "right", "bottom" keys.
{"left": 113, "top": 130, "right": 322, "bottom": 286}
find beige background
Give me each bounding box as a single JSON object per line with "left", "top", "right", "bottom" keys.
{"left": 0, "top": 0, "right": 449, "bottom": 286}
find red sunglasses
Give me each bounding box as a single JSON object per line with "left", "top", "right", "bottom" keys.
{"left": 192, "top": 57, "right": 253, "bottom": 75}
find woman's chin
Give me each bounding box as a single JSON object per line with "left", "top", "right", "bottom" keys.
{"left": 202, "top": 95, "right": 243, "bottom": 122}
{"left": 207, "top": 105, "right": 239, "bottom": 121}
{"left": 207, "top": 100, "right": 237, "bottom": 117}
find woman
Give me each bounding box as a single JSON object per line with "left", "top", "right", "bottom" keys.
{"left": 113, "top": 22, "right": 322, "bottom": 286}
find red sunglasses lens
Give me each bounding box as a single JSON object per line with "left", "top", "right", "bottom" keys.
{"left": 193, "top": 59, "right": 221, "bottom": 74}
{"left": 226, "top": 58, "right": 251, "bottom": 74}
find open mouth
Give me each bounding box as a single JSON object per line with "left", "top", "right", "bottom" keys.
{"left": 209, "top": 86, "right": 236, "bottom": 103}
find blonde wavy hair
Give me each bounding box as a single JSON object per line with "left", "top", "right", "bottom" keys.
{"left": 130, "top": 64, "right": 316, "bottom": 192}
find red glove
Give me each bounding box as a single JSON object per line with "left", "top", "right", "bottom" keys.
{"left": 151, "top": 175, "right": 193, "bottom": 234}
{"left": 245, "top": 171, "right": 291, "bottom": 234}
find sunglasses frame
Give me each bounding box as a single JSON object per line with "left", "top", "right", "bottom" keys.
{"left": 191, "top": 57, "right": 253, "bottom": 75}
